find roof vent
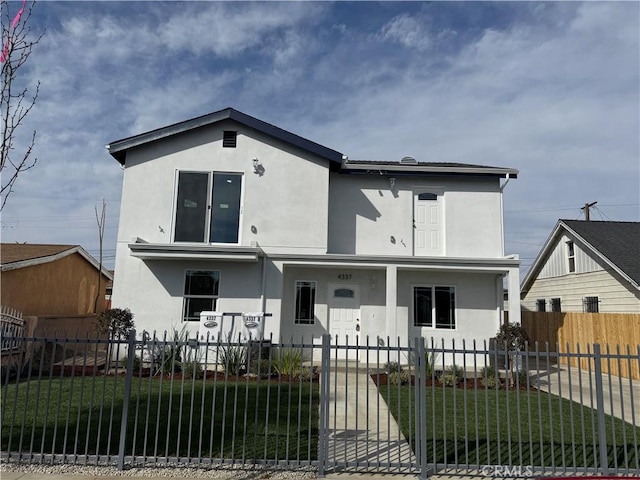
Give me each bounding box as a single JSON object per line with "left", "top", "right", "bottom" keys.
{"left": 400, "top": 156, "right": 417, "bottom": 164}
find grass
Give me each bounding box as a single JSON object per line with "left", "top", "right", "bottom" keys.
{"left": 2, "top": 374, "right": 319, "bottom": 461}
{"left": 379, "top": 383, "right": 640, "bottom": 470}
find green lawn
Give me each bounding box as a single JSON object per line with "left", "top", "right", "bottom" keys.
{"left": 2, "top": 375, "right": 319, "bottom": 461}
{"left": 379, "top": 384, "right": 640, "bottom": 470}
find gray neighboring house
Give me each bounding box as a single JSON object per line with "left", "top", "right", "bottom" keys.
{"left": 521, "top": 220, "right": 640, "bottom": 313}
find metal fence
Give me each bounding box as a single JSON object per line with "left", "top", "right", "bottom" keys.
{"left": 1, "top": 331, "right": 639, "bottom": 478}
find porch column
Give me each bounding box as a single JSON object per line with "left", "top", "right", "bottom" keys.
{"left": 507, "top": 266, "right": 521, "bottom": 325}
{"left": 385, "top": 265, "right": 398, "bottom": 340}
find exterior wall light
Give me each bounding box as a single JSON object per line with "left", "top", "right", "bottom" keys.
{"left": 389, "top": 177, "right": 396, "bottom": 189}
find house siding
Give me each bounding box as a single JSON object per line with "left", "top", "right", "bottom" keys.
{"left": 1, "top": 253, "right": 110, "bottom": 316}
{"left": 538, "top": 234, "right": 603, "bottom": 279}
{"left": 522, "top": 269, "right": 640, "bottom": 313}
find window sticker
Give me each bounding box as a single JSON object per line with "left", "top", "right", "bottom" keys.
{"left": 184, "top": 199, "right": 197, "bottom": 208}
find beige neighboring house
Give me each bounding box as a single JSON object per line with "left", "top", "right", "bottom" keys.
{"left": 0, "top": 244, "right": 114, "bottom": 316}
{"left": 521, "top": 220, "right": 640, "bottom": 313}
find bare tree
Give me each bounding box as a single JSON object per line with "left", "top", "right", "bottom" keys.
{"left": 1, "top": 0, "right": 43, "bottom": 210}
{"left": 94, "top": 198, "right": 106, "bottom": 313}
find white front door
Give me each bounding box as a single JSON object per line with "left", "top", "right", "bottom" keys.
{"left": 414, "top": 192, "right": 442, "bottom": 256}
{"left": 328, "top": 283, "right": 361, "bottom": 357}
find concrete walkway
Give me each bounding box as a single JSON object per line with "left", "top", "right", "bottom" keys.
{"left": 324, "top": 366, "right": 416, "bottom": 472}
{"left": 532, "top": 362, "right": 640, "bottom": 423}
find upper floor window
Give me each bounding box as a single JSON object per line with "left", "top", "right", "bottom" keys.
{"left": 567, "top": 241, "right": 575, "bottom": 273}
{"left": 183, "top": 270, "right": 220, "bottom": 321}
{"left": 536, "top": 299, "right": 546, "bottom": 312}
{"left": 414, "top": 286, "right": 456, "bottom": 329}
{"left": 174, "top": 171, "right": 242, "bottom": 244}
{"left": 584, "top": 296, "right": 599, "bottom": 313}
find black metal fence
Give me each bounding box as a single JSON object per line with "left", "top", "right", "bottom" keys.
{"left": 1, "top": 331, "right": 639, "bottom": 478}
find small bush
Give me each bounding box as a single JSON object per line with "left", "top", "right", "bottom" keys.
{"left": 219, "top": 345, "right": 247, "bottom": 376}
{"left": 272, "top": 348, "right": 302, "bottom": 376}
{"left": 294, "top": 365, "right": 317, "bottom": 382}
{"left": 120, "top": 355, "right": 142, "bottom": 372}
{"left": 96, "top": 308, "right": 135, "bottom": 339}
{"left": 511, "top": 369, "right": 531, "bottom": 388}
{"left": 440, "top": 365, "right": 464, "bottom": 386}
{"left": 480, "top": 365, "right": 501, "bottom": 389}
{"left": 385, "top": 361, "right": 402, "bottom": 374}
{"left": 388, "top": 370, "right": 410, "bottom": 385}
{"left": 249, "top": 358, "right": 273, "bottom": 378}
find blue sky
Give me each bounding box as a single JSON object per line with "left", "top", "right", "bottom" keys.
{"left": 2, "top": 1, "right": 639, "bottom": 276}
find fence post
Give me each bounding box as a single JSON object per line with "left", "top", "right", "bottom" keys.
{"left": 117, "top": 329, "right": 136, "bottom": 471}
{"left": 414, "top": 337, "right": 429, "bottom": 480}
{"left": 593, "top": 343, "right": 609, "bottom": 475}
{"left": 317, "top": 334, "right": 331, "bottom": 477}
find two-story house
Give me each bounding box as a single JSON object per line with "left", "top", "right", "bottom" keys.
{"left": 107, "top": 108, "right": 520, "bottom": 349}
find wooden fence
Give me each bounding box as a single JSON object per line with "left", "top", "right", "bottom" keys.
{"left": 521, "top": 311, "right": 640, "bottom": 380}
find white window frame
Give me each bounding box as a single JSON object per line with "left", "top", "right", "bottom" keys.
{"left": 182, "top": 269, "right": 220, "bottom": 322}
{"left": 412, "top": 284, "right": 457, "bottom": 330}
{"left": 566, "top": 241, "right": 576, "bottom": 273}
{"left": 172, "top": 170, "right": 244, "bottom": 245}
{"left": 294, "top": 280, "right": 317, "bottom": 325}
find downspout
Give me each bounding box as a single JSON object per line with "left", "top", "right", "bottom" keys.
{"left": 260, "top": 253, "right": 267, "bottom": 313}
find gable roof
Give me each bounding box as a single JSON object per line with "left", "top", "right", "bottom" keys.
{"left": 107, "top": 107, "right": 345, "bottom": 166}
{"left": 521, "top": 220, "right": 640, "bottom": 293}
{"left": 1, "top": 243, "right": 114, "bottom": 280}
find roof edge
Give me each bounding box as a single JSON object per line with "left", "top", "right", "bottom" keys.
{"left": 107, "top": 107, "right": 344, "bottom": 166}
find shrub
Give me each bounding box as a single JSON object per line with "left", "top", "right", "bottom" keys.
{"left": 385, "top": 361, "right": 402, "bottom": 374}
{"left": 219, "top": 345, "right": 247, "bottom": 376}
{"left": 511, "top": 368, "right": 531, "bottom": 388}
{"left": 249, "top": 358, "right": 273, "bottom": 378}
{"left": 96, "top": 308, "right": 135, "bottom": 339}
{"left": 480, "top": 365, "right": 501, "bottom": 389}
{"left": 120, "top": 354, "right": 142, "bottom": 372}
{"left": 388, "top": 370, "right": 410, "bottom": 385}
{"left": 294, "top": 365, "right": 317, "bottom": 382}
{"left": 495, "top": 322, "right": 531, "bottom": 351}
{"left": 440, "top": 365, "right": 464, "bottom": 387}
{"left": 272, "top": 348, "right": 302, "bottom": 376}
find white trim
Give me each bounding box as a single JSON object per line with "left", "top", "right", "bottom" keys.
{"left": 411, "top": 283, "right": 458, "bottom": 331}
{"left": 294, "top": 279, "right": 317, "bottom": 325}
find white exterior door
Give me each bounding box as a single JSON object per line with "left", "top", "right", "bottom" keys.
{"left": 414, "top": 192, "right": 442, "bottom": 256}
{"left": 328, "top": 284, "right": 361, "bottom": 357}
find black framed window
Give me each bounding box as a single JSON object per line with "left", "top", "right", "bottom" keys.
{"left": 183, "top": 270, "right": 220, "bottom": 321}
{"left": 413, "top": 286, "right": 455, "bottom": 329}
{"left": 536, "top": 299, "right": 546, "bottom": 312}
{"left": 584, "top": 296, "right": 599, "bottom": 313}
{"left": 174, "top": 171, "right": 242, "bottom": 244}
{"left": 295, "top": 281, "right": 316, "bottom": 324}
{"left": 551, "top": 298, "right": 561, "bottom": 312}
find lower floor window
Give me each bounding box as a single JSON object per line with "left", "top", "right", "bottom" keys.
{"left": 295, "top": 281, "right": 316, "bottom": 324}
{"left": 584, "top": 296, "right": 599, "bottom": 313}
{"left": 414, "top": 286, "right": 456, "bottom": 329}
{"left": 536, "top": 299, "right": 546, "bottom": 312}
{"left": 551, "top": 298, "right": 561, "bottom": 312}
{"left": 183, "top": 270, "right": 220, "bottom": 321}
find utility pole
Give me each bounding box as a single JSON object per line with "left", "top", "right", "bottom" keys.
{"left": 581, "top": 201, "right": 597, "bottom": 221}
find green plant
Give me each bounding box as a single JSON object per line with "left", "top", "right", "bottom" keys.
{"left": 440, "top": 365, "right": 464, "bottom": 386}
{"left": 495, "top": 322, "right": 531, "bottom": 351}
{"left": 219, "top": 345, "right": 247, "bottom": 376}
{"left": 96, "top": 308, "right": 135, "bottom": 339}
{"left": 385, "top": 361, "right": 402, "bottom": 374}
{"left": 480, "top": 365, "right": 501, "bottom": 389}
{"left": 272, "top": 348, "right": 302, "bottom": 376}
{"left": 511, "top": 368, "right": 531, "bottom": 388}
{"left": 294, "top": 365, "right": 318, "bottom": 382}
{"left": 120, "top": 354, "right": 142, "bottom": 372}
{"left": 388, "top": 370, "right": 410, "bottom": 385}
{"left": 249, "top": 358, "right": 274, "bottom": 378}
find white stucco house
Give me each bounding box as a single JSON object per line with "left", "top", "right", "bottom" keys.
{"left": 107, "top": 107, "right": 521, "bottom": 350}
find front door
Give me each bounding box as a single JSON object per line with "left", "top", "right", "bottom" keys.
{"left": 414, "top": 192, "right": 442, "bottom": 256}
{"left": 328, "top": 284, "right": 361, "bottom": 357}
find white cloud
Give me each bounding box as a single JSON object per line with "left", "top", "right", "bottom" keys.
{"left": 380, "top": 13, "right": 433, "bottom": 51}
